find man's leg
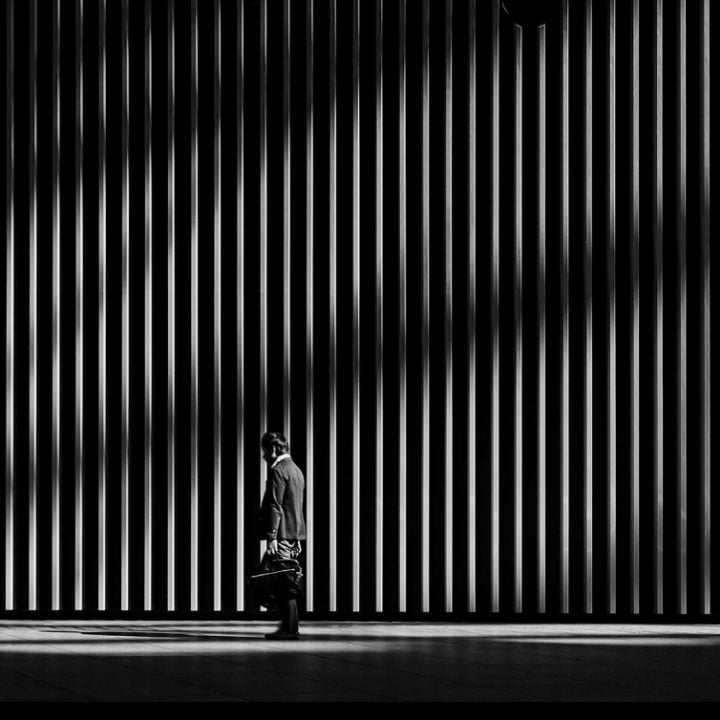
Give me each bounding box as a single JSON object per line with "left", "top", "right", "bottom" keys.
{"left": 265, "top": 597, "right": 299, "bottom": 639}
{"left": 264, "top": 540, "right": 301, "bottom": 639}
{"left": 283, "top": 597, "right": 299, "bottom": 635}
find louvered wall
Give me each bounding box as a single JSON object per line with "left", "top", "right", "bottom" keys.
{"left": 0, "top": 0, "right": 717, "bottom": 616}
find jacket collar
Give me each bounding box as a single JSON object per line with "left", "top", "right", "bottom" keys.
{"left": 271, "top": 453, "right": 291, "bottom": 469}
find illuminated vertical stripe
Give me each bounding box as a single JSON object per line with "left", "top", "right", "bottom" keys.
{"left": 421, "top": 0, "right": 430, "bottom": 614}
{"left": 560, "top": 0, "right": 570, "bottom": 615}
{"left": 98, "top": 0, "right": 107, "bottom": 612}
{"left": 537, "top": 23, "right": 547, "bottom": 614}
{"left": 190, "top": 0, "right": 199, "bottom": 611}
{"left": 4, "top": 0, "right": 15, "bottom": 612}
{"left": 213, "top": 0, "right": 222, "bottom": 613}
{"left": 329, "top": 0, "right": 338, "bottom": 611}
{"left": 236, "top": 0, "right": 246, "bottom": 612}
{"left": 259, "top": 0, "right": 268, "bottom": 532}
{"left": 700, "top": 0, "right": 710, "bottom": 615}
{"left": 630, "top": 0, "right": 640, "bottom": 615}
{"left": 28, "top": 0, "right": 38, "bottom": 612}
{"left": 51, "top": 0, "right": 61, "bottom": 612}
{"left": 676, "top": 0, "right": 687, "bottom": 615}
{"left": 167, "top": 0, "right": 176, "bottom": 613}
{"left": 490, "top": 0, "right": 500, "bottom": 613}
{"left": 398, "top": 0, "right": 407, "bottom": 614}
{"left": 257, "top": 6, "right": 267, "bottom": 602}
{"left": 74, "top": 0, "right": 85, "bottom": 612}
{"left": 144, "top": 0, "right": 153, "bottom": 613}
{"left": 584, "top": 0, "right": 593, "bottom": 615}
{"left": 607, "top": 0, "right": 617, "bottom": 615}
{"left": 374, "top": 0, "right": 384, "bottom": 614}
{"left": 513, "top": 23, "right": 522, "bottom": 614}
{"left": 305, "top": 0, "right": 314, "bottom": 612}
{"left": 351, "top": 0, "right": 361, "bottom": 613}
{"left": 467, "top": 0, "right": 477, "bottom": 615}
{"left": 444, "top": 0, "right": 453, "bottom": 615}
{"left": 283, "top": 0, "right": 291, "bottom": 444}
{"left": 121, "top": 0, "right": 130, "bottom": 612}
{"left": 653, "top": 0, "right": 664, "bottom": 615}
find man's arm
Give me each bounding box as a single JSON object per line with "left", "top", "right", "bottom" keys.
{"left": 260, "top": 469, "right": 287, "bottom": 544}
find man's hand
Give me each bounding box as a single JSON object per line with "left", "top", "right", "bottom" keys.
{"left": 267, "top": 539, "right": 278, "bottom": 556}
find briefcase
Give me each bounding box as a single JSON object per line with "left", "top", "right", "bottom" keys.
{"left": 246, "top": 557, "right": 304, "bottom": 609}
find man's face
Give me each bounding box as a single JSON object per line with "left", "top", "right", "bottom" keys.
{"left": 262, "top": 444, "right": 275, "bottom": 465}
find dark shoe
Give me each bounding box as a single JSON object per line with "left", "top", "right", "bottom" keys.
{"left": 264, "top": 629, "right": 300, "bottom": 640}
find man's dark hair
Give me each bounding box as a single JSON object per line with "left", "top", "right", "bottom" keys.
{"left": 261, "top": 431, "right": 289, "bottom": 455}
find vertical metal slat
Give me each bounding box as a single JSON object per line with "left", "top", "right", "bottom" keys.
{"left": 560, "top": 0, "right": 570, "bottom": 615}
{"left": 166, "top": 0, "right": 176, "bottom": 613}
{"left": 420, "top": 0, "right": 430, "bottom": 614}
{"left": 28, "top": 0, "right": 38, "bottom": 612}
{"left": 398, "top": 0, "right": 407, "bottom": 614}
{"left": 491, "top": 0, "right": 500, "bottom": 613}
{"left": 700, "top": 0, "right": 711, "bottom": 616}
{"left": 51, "top": 0, "right": 61, "bottom": 612}
{"left": 4, "top": 0, "right": 15, "bottom": 612}
{"left": 444, "top": 0, "right": 453, "bottom": 615}
{"left": 676, "top": 0, "right": 688, "bottom": 616}
{"left": 305, "top": 0, "right": 314, "bottom": 613}
{"left": 537, "top": 22, "right": 547, "bottom": 614}
{"left": 144, "top": 0, "right": 153, "bottom": 613}
{"left": 283, "top": 0, "right": 291, "bottom": 445}
{"left": 98, "top": 0, "right": 107, "bottom": 612}
{"left": 189, "top": 0, "right": 199, "bottom": 611}
{"left": 374, "top": 0, "right": 384, "bottom": 614}
{"left": 74, "top": 0, "right": 85, "bottom": 613}
{"left": 653, "top": 0, "right": 664, "bottom": 616}
{"left": 213, "top": 0, "right": 222, "bottom": 613}
{"left": 259, "top": 0, "right": 268, "bottom": 560}
{"left": 329, "top": 0, "right": 338, "bottom": 611}
{"left": 121, "top": 0, "right": 130, "bottom": 612}
{"left": 236, "top": 0, "right": 245, "bottom": 612}
{"left": 584, "top": 0, "right": 594, "bottom": 615}
{"left": 351, "top": 0, "right": 361, "bottom": 613}
{"left": 631, "top": 0, "right": 640, "bottom": 614}
{"left": 513, "top": 22, "right": 522, "bottom": 615}
{"left": 467, "top": 0, "right": 477, "bottom": 614}
{"left": 607, "top": 0, "right": 617, "bottom": 615}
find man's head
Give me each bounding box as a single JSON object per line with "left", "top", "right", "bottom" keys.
{"left": 261, "top": 432, "right": 289, "bottom": 465}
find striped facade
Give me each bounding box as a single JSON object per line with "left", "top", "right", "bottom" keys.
{"left": 0, "top": 0, "right": 716, "bottom": 616}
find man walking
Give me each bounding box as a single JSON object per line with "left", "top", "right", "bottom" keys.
{"left": 259, "top": 431, "right": 306, "bottom": 640}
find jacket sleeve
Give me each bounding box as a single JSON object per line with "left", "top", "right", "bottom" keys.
{"left": 260, "top": 469, "right": 286, "bottom": 541}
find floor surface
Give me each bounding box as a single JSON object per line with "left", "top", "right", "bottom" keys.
{"left": 1, "top": 621, "right": 719, "bottom": 701}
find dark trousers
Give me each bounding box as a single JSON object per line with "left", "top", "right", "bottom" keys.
{"left": 282, "top": 597, "right": 299, "bottom": 634}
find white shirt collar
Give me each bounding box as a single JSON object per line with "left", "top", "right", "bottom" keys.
{"left": 271, "top": 453, "right": 291, "bottom": 469}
